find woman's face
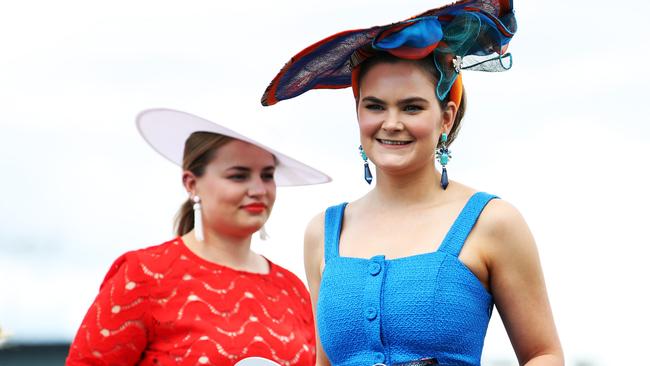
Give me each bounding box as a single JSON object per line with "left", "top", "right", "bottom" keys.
{"left": 357, "top": 60, "right": 454, "bottom": 175}
{"left": 189, "top": 139, "right": 277, "bottom": 238}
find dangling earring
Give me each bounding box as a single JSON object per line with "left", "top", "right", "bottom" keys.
{"left": 258, "top": 225, "right": 269, "bottom": 240}
{"left": 435, "top": 133, "right": 451, "bottom": 190}
{"left": 192, "top": 195, "right": 204, "bottom": 242}
{"left": 359, "top": 145, "right": 373, "bottom": 185}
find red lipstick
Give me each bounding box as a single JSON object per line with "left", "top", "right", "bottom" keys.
{"left": 242, "top": 203, "right": 267, "bottom": 214}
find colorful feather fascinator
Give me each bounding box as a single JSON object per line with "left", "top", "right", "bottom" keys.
{"left": 261, "top": 0, "right": 517, "bottom": 107}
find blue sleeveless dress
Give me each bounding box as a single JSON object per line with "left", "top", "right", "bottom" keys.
{"left": 317, "top": 192, "right": 497, "bottom": 366}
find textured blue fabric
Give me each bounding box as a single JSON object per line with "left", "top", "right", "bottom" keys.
{"left": 318, "top": 192, "right": 497, "bottom": 366}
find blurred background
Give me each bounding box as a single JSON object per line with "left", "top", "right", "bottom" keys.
{"left": 1, "top": 0, "right": 648, "bottom": 365}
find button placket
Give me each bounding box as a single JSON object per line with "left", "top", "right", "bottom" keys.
{"left": 365, "top": 307, "right": 377, "bottom": 320}
{"left": 363, "top": 255, "right": 386, "bottom": 363}
{"left": 369, "top": 262, "right": 381, "bottom": 276}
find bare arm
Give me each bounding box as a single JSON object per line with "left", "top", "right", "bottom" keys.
{"left": 483, "top": 200, "right": 564, "bottom": 365}
{"left": 304, "top": 212, "right": 332, "bottom": 366}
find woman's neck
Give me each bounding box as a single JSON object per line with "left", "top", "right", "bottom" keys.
{"left": 370, "top": 163, "right": 447, "bottom": 208}
{"left": 182, "top": 229, "right": 266, "bottom": 273}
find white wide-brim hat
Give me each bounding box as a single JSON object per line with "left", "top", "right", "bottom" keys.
{"left": 136, "top": 108, "right": 331, "bottom": 186}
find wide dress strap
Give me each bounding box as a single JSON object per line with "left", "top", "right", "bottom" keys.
{"left": 437, "top": 192, "right": 498, "bottom": 257}
{"left": 323, "top": 203, "right": 348, "bottom": 263}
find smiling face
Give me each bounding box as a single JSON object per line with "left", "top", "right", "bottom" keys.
{"left": 357, "top": 59, "right": 456, "bottom": 176}
{"left": 184, "top": 139, "right": 277, "bottom": 238}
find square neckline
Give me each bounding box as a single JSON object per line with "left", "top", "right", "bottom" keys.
{"left": 331, "top": 191, "right": 486, "bottom": 261}
{"left": 323, "top": 192, "right": 497, "bottom": 296}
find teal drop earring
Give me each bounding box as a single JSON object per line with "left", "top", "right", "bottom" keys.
{"left": 435, "top": 133, "right": 451, "bottom": 189}
{"left": 359, "top": 145, "right": 373, "bottom": 184}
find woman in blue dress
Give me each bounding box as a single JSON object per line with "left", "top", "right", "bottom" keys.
{"left": 262, "top": 1, "right": 563, "bottom": 365}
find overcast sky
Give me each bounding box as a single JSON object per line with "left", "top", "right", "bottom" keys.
{"left": 1, "top": 1, "right": 649, "bottom": 365}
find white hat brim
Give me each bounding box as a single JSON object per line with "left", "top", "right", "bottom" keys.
{"left": 136, "top": 108, "right": 331, "bottom": 186}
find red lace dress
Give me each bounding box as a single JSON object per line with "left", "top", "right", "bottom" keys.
{"left": 66, "top": 238, "right": 316, "bottom": 366}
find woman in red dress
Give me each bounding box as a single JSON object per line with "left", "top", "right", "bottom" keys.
{"left": 66, "top": 108, "right": 330, "bottom": 366}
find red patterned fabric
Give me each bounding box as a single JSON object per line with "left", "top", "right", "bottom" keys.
{"left": 66, "top": 238, "right": 316, "bottom": 366}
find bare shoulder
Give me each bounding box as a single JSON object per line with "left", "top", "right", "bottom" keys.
{"left": 445, "top": 184, "right": 529, "bottom": 240}
{"left": 304, "top": 210, "right": 326, "bottom": 275}
{"left": 476, "top": 198, "right": 530, "bottom": 238}
{"left": 304, "top": 210, "right": 326, "bottom": 253}
{"left": 475, "top": 197, "right": 539, "bottom": 269}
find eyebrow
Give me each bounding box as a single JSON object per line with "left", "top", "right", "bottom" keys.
{"left": 361, "top": 96, "right": 430, "bottom": 105}
{"left": 361, "top": 96, "right": 386, "bottom": 105}
{"left": 398, "top": 97, "right": 429, "bottom": 105}
{"left": 227, "top": 166, "right": 275, "bottom": 172}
